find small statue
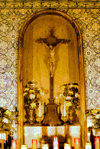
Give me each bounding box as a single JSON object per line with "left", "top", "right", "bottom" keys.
{"left": 48, "top": 45, "right": 55, "bottom": 77}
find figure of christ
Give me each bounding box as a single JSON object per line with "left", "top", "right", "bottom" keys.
{"left": 36, "top": 38, "right": 70, "bottom": 77}
{"left": 48, "top": 45, "right": 55, "bottom": 77}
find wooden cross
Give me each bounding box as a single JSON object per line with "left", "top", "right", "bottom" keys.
{"left": 36, "top": 29, "right": 70, "bottom": 100}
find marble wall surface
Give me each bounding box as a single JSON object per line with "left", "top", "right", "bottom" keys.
{"left": 0, "top": 1, "right": 100, "bottom": 111}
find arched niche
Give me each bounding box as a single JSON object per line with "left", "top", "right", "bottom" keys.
{"left": 18, "top": 10, "right": 86, "bottom": 148}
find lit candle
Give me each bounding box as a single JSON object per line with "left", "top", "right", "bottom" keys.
{"left": 74, "top": 138, "right": 80, "bottom": 149}
{"left": 11, "top": 140, "right": 17, "bottom": 149}
{"left": 87, "top": 132, "right": 90, "bottom": 142}
{"left": 64, "top": 101, "right": 66, "bottom": 116}
{"left": 85, "top": 143, "right": 91, "bottom": 149}
{"left": 32, "top": 139, "right": 38, "bottom": 149}
{"left": 42, "top": 144, "right": 49, "bottom": 149}
{"left": 94, "top": 137, "right": 100, "bottom": 149}
{"left": 21, "top": 145, "right": 27, "bottom": 149}
{"left": 53, "top": 136, "right": 59, "bottom": 149}
{"left": 64, "top": 143, "right": 71, "bottom": 149}
{"left": 39, "top": 101, "right": 41, "bottom": 117}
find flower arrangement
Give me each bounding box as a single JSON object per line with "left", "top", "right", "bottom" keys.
{"left": 61, "top": 83, "right": 80, "bottom": 110}
{"left": 23, "top": 81, "right": 43, "bottom": 109}
{"left": 0, "top": 107, "right": 18, "bottom": 131}
{"left": 86, "top": 109, "right": 100, "bottom": 128}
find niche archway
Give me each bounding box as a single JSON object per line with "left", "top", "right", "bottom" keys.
{"left": 18, "top": 10, "right": 86, "bottom": 148}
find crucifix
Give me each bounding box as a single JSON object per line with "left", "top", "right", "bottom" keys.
{"left": 36, "top": 29, "right": 70, "bottom": 101}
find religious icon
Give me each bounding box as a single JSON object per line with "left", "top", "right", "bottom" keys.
{"left": 36, "top": 29, "right": 70, "bottom": 77}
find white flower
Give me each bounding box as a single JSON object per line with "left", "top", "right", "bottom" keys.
{"left": 3, "top": 118, "right": 8, "bottom": 123}
{"left": 29, "top": 94, "right": 35, "bottom": 99}
{"left": 66, "top": 96, "right": 72, "bottom": 100}
{"left": 95, "top": 114, "right": 100, "bottom": 119}
{"left": 75, "top": 93, "right": 80, "bottom": 98}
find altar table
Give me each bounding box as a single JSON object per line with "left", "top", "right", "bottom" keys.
{"left": 24, "top": 124, "right": 80, "bottom": 148}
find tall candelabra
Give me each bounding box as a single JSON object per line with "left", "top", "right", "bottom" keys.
{"left": 60, "top": 83, "right": 80, "bottom": 124}
{"left": 23, "top": 80, "right": 43, "bottom": 125}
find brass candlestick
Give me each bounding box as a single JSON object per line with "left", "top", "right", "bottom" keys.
{"left": 37, "top": 116, "right": 42, "bottom": 126}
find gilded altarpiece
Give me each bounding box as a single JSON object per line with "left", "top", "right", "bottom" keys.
{"left": 18, "top": 10, "right": 86, "bottom": 149}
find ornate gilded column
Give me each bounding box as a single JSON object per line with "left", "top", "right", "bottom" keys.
{"left": 17, "top": 38, "right": 24, "bottom": 149}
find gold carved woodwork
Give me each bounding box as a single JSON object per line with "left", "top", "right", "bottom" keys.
{"left": 18, "top": 10, "right": 86, "bottom": 149}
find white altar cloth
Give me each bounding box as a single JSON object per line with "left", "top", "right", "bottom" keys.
{"left": 24, "top": 125, "right": 80, "bottom": 148}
